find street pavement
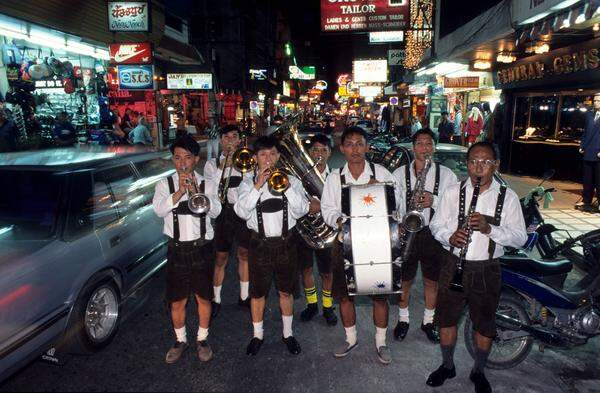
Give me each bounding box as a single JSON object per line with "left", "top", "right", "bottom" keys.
{"left": 2, "top": 147, "right": 599, "bottom": 392}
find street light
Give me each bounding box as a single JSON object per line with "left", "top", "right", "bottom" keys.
{"left": 284, "top": 42, "right": 292, "bottom": 57}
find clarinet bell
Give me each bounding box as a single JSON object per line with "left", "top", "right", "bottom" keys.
{"left": 448, "top": 269, "right": 464, "bottom": 292}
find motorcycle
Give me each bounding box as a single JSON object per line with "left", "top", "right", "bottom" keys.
{"left": 463, "top": 170, "right": 600, "bottom": 369}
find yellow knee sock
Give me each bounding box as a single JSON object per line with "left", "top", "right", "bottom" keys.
{"left": 322, "top": 289, "right": 333, "bottom": 308}
{"left": 305, "top": 286, "right": 318, "bottom": 304}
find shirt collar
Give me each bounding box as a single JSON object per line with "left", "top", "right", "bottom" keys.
{"left": 463, "top": 177, "right": 500, "bottom": 193}
{"left": 341, "top": 161, "right": 373, "bottom": 179}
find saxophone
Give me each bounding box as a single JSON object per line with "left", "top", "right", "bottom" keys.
{"left": 400, "top": 155, "right": 432, "bottom": 261}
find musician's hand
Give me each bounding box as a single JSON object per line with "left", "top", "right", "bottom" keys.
{"left": 178, "top": 171, "right": 193, "bottom": 191}
{"left": 309, "top": 197, "right": 320, "bottom": 214}
{"left": 419, "top": 191, "right": 434, "bottom": 208}
{"left": 449, "top": 229, "right": 469, "bottom": 247}
{"left": 254, "top": 167, "right": 270, "bottom": 190}
{"left": 469, "top": 213, "right": 491, "bottom": 234}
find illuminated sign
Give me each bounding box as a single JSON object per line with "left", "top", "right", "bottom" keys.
{"left": 109, "top": 42, "right": 152, "bottom": 64}
{"left": 321, "top": 0, "right": 409, "bottom": 33}
{"left": 117, "top": 65, "right": 153, "bottom": 90}
{"left": 353, "top": 59, "right": 388, "bottom": 83}
{"left": 249, "top": 69, "right": 267, "bottom": 80}
{"left": 314, "top": 80, "right": 328, "bottom": 90}
{"left": 337, "top": 73, "right": 350, "bottom": 86}
{"left": 369, "top": 31, "right": 404, "bottom": 43}
{"left": 167, "top": 73, "right": 212, "bottom": 89}
{"left": 108, "top": 2, "right": 150, "bottom": 32}
{"left": 289, "top": 65, "right": 316, "bottom": 80}
{"left": 388, "top": 49, "right": 405, "bottom": 66}
{"left": 443, "top": 77, "right": 480, "bottom": 89}
{"left": 359, "top": 85, "right": 382, "bottom": 97}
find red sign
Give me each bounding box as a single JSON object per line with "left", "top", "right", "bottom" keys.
{"left": 308, "top": 89, "right": 323, "bottom": 95}
{"left": 443, "top": 77, "right": 480, "bottom": 89}
{"left": 109, "top": 42, "right": 152, "bottom": 64}
{"left": 321, "top": 0, "right": 410, "bottom": 33}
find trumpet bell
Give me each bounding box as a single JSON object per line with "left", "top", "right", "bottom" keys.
{"left": 188, "top": 193, "right": 211, "bottom": 214}
{"left": 402, "top": 210, "right": 425, "bottom": 233}
{"left": 233, "top": 147, "right": 256, "bottom": 173}
{"left": 268, "top": 169, "right": 289, "bottom": 194}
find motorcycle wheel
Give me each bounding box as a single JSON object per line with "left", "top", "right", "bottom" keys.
{"left": 464, "top": 294, "right": 533, "bottom": 370}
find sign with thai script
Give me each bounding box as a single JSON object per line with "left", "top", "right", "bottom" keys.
{"left": 321, "top": 0, "right": 410, "bottom": 33}
{"left": 108, "top": 2, "right": 150, "bottom": 32}
{"left": 109, "top": 42, "right": 152, "bottom": 64}
{"left": 117, "top": 65, "right": 153, "bottom": 90}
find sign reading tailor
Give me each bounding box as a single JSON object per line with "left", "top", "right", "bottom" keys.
{"left": 167, "top": 73, "right": 213, "bottom": 89}
{"left": 109, "top": 42, "right": 152, "bottom": 64}
{"left": 321, "top": 0, "right": 409, "bottom": 33}
{"left": 108, "top": 2, "right": 150, "bottom": 32}
{"left": 353, "top": 59, "right": 388, "bottom": 83}
{"left": 117, "top": 65, "right": 153, "bottom": 90}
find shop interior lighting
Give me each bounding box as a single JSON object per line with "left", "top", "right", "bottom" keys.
{"left": 473, "top": 60, "right": 492, "bottom": 70}
{"left": 534, "top": 43, "right": 550, "bottom": 53}
{"left": 594, "top": 23, "right": 600, "bottom": 31}
{"left": 497, "top": 53, "right": 517, "bottom": 63}
{"left": 520, "top": 12, "right": 551, "bottom": 25}
{"left": 550, "top": 0, "right": 581, "bottom": 11}
{"left": 560, "top": 11, "right": 573, "bottom": 29}
{"left": 575, "top": 3, "right": 591, "bottom": 24}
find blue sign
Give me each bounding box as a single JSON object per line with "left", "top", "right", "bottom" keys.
{"left": 117, "top": 65, "right": 153, "bottom": 90}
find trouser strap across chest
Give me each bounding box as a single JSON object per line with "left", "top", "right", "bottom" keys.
{"left": 256, "top": 194, "right": 288, "bottom": 238}
{"left": 167, "top": 175, "right": 206, "bottom": 241}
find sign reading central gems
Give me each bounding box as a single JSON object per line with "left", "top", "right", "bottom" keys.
{"left": 117, "top": 65, "right": 154, "bottom": 90}
{"left": 108, "top": 2, "right": 150, "bottom": 32}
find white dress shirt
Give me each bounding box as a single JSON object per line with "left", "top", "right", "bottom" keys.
{"left": 152, "top": 171, "right": 222, "bottom": 241}
{"left": 430, "top": 178, "right": 527, "bottom": 261}
{"left": 203, "top": 155, "right": 243, "bottom": 205}
{"left": 394, "top": 161, "right": 458, "bottom": 226}
{"left": 234, "top": 173, "right": 309, "bottom": 237}
{"left": 321, "top": 162, "right": 399, "bottom": 228}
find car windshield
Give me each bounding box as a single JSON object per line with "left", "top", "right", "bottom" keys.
{"left": 434, "top": 150, "right": 469, "bottom": 181}
{"left": 0, "top": 170, "right": 64, "bottom": 240}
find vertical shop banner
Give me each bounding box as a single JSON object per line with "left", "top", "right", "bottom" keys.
{"left": 321, "top": 0, "right": 409, "bottom": 33}
{"left": 118, "top": 65, "right": 154, "bottom": 90}
{"left": 108, "top": 1, "right": 150, "bottom": 32}
{"left": 109, "top": 43, "right": 152, "bottom": 64}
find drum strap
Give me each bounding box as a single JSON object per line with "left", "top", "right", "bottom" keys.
{"left": 405, "top": 162, "right": 440, "bottom": 220}
{"left": 168, "top": 176, "right": 206, "bottom": 241}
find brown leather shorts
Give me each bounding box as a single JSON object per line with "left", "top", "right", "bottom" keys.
{"left": 213, "top": 204, "right": 250, "bottom": 252}
{"left": 401, "top": 227, "right": 444, "bottom": 282}
{"left": 166, "top": 239, "right": 215, "bottom": 303}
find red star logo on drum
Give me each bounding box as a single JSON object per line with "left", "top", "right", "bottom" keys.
{"left": 362, "top": 193, "right": 376, "bottom": 206}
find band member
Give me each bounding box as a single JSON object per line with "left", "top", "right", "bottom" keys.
{"left": 321, "top": 126, "right": 399, "bottom": 364}
{"left": 427, "top": 142, "right": 527, "bottom": 393}
{"left": 298, "top": 134, "right": 337, "bottom": 326}
{"left": 234, "top": 135, "right": 310, "bottom": 356}
{"left": 204, "top": 125, "right": 250, "bottom": 317}
{"left": 152, "top": 135, "right": 222, "bottom": 364}
{"left": 392, "top": 128, "right": 458, "bottom": 343}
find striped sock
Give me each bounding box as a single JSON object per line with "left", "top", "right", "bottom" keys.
{"left": 304, "top": 286, "right": 318, "bottom": 305}
{"left": 322, "top": 289, "right": 333, "bottom": 308}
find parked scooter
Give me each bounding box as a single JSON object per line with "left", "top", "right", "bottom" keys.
{"left": 464, "top": 170, "right": 600, "bottom": 369}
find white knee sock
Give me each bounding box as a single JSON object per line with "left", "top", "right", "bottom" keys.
{"left": 423, "top": 308, "right": 435, "bottom": 325}
{"left": 375, "top": 326, "right": 387, "bottom": 349}
{"left": 213, "top": 285, "right": 222, "bottom": 304}
{"left": 240, "top": 281, "right": 249, "bottom": 300}
{"left": 344, "top": 325, "right": 357, "bottom": 346}
{"left": 399, "top": 307, "right": 410, "bottom": 323}
{"left": 282, "top": 315, "right": 294, "bottom": 338}
{"left": 253, "top": 321, "right": 264, "bottom": 340}
{"left": 174, "top": 326, "right": 187, "bottom": 343}
{"left": 197, "top": 326, "right": 209, "bottom": 342}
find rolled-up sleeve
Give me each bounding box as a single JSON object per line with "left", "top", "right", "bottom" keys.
{"left": 234, "top": 177, "right": 262, "bottom": 220}
{"left": 321, "top": 173, "right": 341, "bottom": 228}
{"left": 152, "top": 179, "right": 174, "bottom": 218}
{"left": 286, "top": 178, "right": 309, "bottom": 219}
{"left": 487, "top": 191, "right": 527, "bottom": 248}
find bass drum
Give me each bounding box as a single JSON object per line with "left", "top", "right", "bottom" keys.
{"left": 340, "top": 182, "right": 402, "bottom": 296}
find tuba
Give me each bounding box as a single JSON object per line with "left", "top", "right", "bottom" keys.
{"left": 271, "top": 114, "right": 338, "bottom": 249}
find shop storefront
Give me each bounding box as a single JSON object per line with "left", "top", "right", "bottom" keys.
{"left": 495, "top": 38, "right": 600, "bottom": 181}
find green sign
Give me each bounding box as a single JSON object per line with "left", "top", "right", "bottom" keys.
{"left": 289, "top": 66, "right": 316, "bottom": 80}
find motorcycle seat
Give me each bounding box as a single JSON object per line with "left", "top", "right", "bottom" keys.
{"left": 502, "top": 257, "right": 572, "bottom": 277}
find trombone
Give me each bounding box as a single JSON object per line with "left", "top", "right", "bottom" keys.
{"left": 218, "top": 144, "right": 234, "bottom": 203}
{"left": 232, "top": 138, "right": 256, "bottom": 173}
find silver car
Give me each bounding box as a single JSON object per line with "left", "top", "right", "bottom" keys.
{"left": 0, "top": 146, "right": 173, "bottom": 381}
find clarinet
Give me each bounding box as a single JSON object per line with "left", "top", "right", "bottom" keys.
{"left": 449, "top": 176, "right": 482, "bottom": 292}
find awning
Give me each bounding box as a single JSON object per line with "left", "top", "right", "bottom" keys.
{"left": 155, "top": 35, "right": 203, "bottom": 65}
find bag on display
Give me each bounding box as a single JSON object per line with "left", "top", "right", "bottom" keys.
{"left": 28, "top": 64, "right": 52, "bottom": 80}
{"left": 63, "top": 78, "right": 75, "bottom": 94}
{"left": 47, "top": 57, "right": 65, "bottom": 77}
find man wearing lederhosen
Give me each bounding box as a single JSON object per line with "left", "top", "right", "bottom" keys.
{"left": 234, "top": 135, "right": 310, "bottom": 356}
{"left": 152, "top": 135, "right": 222, "bottom": 364}
{"left": 426, "top": 142, "right": 526, "bottom": 393}
{"left": 392, "top": 128, "right": 458, "bottom": 343}
{"left": 204, "top": 124, "right": 250, "bottom": 317}
{"left": 321, "top": 126, "right": 400, "bottom": 365}
{"left": 298, "top": 134, "right": 338, "bottom": 326}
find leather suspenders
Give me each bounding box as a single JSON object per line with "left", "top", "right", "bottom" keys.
{"left": 167, "top": 175, "right": 206, "bottom": 241}
{"left": 404, "top": 162, "right": 440, "bottom": 219}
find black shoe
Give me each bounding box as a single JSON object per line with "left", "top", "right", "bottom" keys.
{"left": 421, "top": 322, "right": 440, "bottom": 343}
{"left": 393, "top": 321, "right": 409, "bottom": 341}
{"left": 470, "top": 371, "right": 492, "bottom": 393}
{"left": 246, "top": 337, "right": 263, "bottom": 356}
{"left": 581, "top": 204, "right": 595, "bottom": 213}
{"left": 282, "top": 336, "right": 301, "bottom": 355}
{"left": 426, "top": 365, "right": 456, "bottom": 387}
{"left": 323, "top": 307, "right": 338, "bottom": 326}
{"left": 238, "top": 297, "right": 250, "bottom": 308}
{"left": 211, "top": 301, "right": 221, "bottom": 318}
{"left": 300, "top": 303, "right": 319, "bottom": 322}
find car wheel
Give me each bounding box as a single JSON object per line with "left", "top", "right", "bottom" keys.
{"left": 68, "top": 279, "right": 121, "bottom": 353}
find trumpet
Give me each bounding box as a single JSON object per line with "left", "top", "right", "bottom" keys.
{"left": 182, "top": 167, "right": 211, "bottom": 214}
{"left": 267, "top": 167, "right": 289, "bottom": 194}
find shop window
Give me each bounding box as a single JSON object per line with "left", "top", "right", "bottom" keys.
{"left": 513, "top": 97, "right": 530, "bottom": 140}
{"left": 558, "top": 95, "right": 592, "bottom": 143}
{"left": 528, "top": 96, "right": 558, "bottom": 140}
